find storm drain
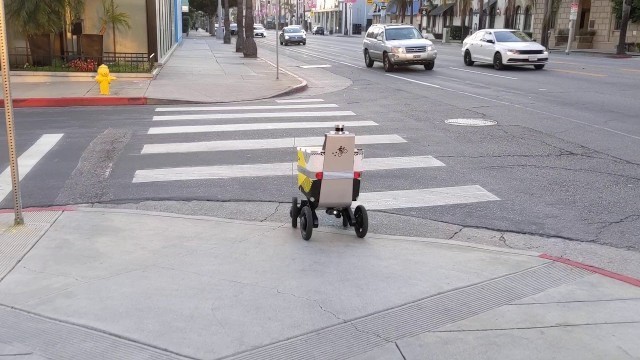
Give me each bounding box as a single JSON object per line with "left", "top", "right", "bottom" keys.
{"left": 445, "top": 118, "right": 497, "bottom": 126}
{"left": 226, "top": 262, "right": 591, "bottom": 360}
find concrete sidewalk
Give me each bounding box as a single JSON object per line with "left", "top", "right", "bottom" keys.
{"left": 3, "top": 29, "right": 305, "bottom": 108}
{"left": 0, "top": 207, "right": 639, "bottom": 359}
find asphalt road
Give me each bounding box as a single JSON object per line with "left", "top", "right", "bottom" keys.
{"left": 1, "top": 33, "right": 639, "bottom": 252}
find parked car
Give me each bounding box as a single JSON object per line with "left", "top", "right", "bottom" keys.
{"left": 279, "top": 26, "right": 306, "bottom": 46}
{"left": 230, "top": 23, "right": 238, "bottom": 35}
{"left": 462, "top": 29, "right": 548, "bottom": 70}
{"left": 254, "top": 24, "right": 266, "bottom": 37}
{"left": 312, "top": 26, "right": 325, "bottom": 35}
{"left": 362, "top": 24, "right": 437, "bottom": 72}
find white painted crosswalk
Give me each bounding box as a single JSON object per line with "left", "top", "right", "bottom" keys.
{"left": 132, "top": 100, "right": 501, "bottom": 211}
{"left": 0, "top": 134, "right": 64, "bottom": 202}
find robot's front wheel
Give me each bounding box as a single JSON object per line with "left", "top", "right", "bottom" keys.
{"left": 300, "top": 206, "right": 314, "bottom": 241}
{"left": 354, "top": 205, "right": 368, "bottom": 238}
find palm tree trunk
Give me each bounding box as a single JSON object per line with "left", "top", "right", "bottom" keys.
{"left": 236, "top": 0, "right": 245, "bottom": 52}
{"left": 224, "top": 0, "right": 231, "bottom": 44}
{"left": 244, "top": 0, "right": 257, "bottom": 57}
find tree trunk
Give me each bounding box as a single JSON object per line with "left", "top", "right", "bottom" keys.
{"left": 616, "top": 0, "right": 632, "bottom": 55}
{"left": 410, "top": 0, "right": 414, "bottom": 25}
{"left": 224, "top": 0, "right": 231, "bottom": 44}
{"left": 236, "top": 0, "right": 245, "bottom": 52}
{"left": 540, "top": 0, "right": 552, "bottom": 47}
{"left": 244, "top": 0, "right": 258, "bottom": 57}
{"left": 478, "top": 0, "right": 484, "bottom": 30}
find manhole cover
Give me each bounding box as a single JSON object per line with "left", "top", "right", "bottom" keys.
{"left": 445, "top": 119, "right": 497, "bottom": 126}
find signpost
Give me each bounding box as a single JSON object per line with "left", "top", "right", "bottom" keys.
{"left": 566, "top": 2, "right": 578, "bottom": 54}
{"left": 0, "top": 0, "right": 24, "bottom": 225}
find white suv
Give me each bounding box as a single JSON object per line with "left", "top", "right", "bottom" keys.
{"left": 363, "top": 24, "right": 437, "bottom": 72}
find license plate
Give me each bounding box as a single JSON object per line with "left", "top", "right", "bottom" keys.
{"left": 529, "top": 56, "right": 538, "bottom": 61}
{"left": 413, "top": 55, "right": 421, "bottom": 59}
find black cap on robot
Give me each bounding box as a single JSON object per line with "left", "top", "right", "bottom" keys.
{"left": 334, "top": 124, "right": 345, "bottom": 132}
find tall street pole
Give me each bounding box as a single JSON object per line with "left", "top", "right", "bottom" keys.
{"left": 0, "top": 0, "right": 24, "bottom": 225}
{"left": 276, "top": 0, "right": 280, "bottom": 79}
{"left": 565, "top": 2, "right": 577, "bottom": 54}
{"left": 217, "top": 0, "right": 224, "bottom": 38}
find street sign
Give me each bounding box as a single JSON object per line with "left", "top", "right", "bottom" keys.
{"left": 570, "top": 2, "right": 578, "bottom": 20}
{"left": 381, "top": 4, "right": 387, "bottom": 10}
{"left": 367, "top": 0, "right": 373, "bottom": 4}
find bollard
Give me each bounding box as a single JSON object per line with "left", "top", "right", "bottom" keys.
{"left": 95, "top": 64, "right": 116, "bottom": 95}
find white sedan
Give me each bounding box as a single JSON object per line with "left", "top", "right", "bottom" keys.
{"left": 254, "top": 24, "right": 266, "bottom": 37}
{"left": 462, "top": 29, "right": 548, "bottom": 70}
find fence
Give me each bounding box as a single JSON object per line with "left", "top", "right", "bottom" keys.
{"left": 8, "top": 48, "right": 152, "bottom": 73}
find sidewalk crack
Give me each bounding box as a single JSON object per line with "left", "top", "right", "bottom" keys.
{"left": 261, "top": 202, "right": 283, "bottom": 222}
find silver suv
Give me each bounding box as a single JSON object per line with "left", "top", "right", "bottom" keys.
{"left": 363, "top": 24, "right": 437, "bottom": 72}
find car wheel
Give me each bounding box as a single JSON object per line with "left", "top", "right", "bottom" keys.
{"left": 464, "top": 50, "right": 474, "bottom": 66}
{"left": 383, "top": 53, "right": 394, "bottom": 72}
{"left": 364, "top": 50, "right": 374, "bottom": 68}
{"left": 303, "top": 41, "right": 306, "bottom": 45}
{"left": 493, "top": 52, "right": 504, "bottom": 70}
{"left": 534, "top": 64, "right": 545, "bottom": 70}
{"left": 424, "top": 61, "right": 434, "bottom": 70}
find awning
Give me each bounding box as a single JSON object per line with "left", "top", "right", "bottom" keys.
{"left": 483, "top": 0, "right": 497, "bottom": 10}
{"left": 429, "top": 2, "right": 454, "bottom": 16}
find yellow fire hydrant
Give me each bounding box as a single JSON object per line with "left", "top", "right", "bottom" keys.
{"left": 95, "top": 64, "right": 116, "bottom": 95}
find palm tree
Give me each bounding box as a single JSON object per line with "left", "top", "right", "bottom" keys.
{"left": 236, "top": 0, "right": 245, "bottom": 52}
{"left": 457, "top": 0, "right": 472, "bottom": 35}
{"left": 98, "top": 0, "right": 131, "bottom": 54}
{"left": 244, "top": 0, "right": 257, "bottom": 57}
{"left": 5, "top": 0, "right": 66, "bottom": 65}
{"left": 224, "top": 0, "right": 231, "bottom": 43}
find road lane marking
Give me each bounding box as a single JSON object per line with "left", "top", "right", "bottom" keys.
{"left": 353, "top": 185, "right": 500, "bottom": 210}
{"left": 549, "top": 69, "right": 606, "bottom": 77}
{"left": 155, "top": 104, "right": 338, "bottom": 112}
{"left": 148, "top": 120, "right": 376, "bottom": 134}
{"left": 385, "top": 73, "right": 640, "bottom": 141}
{"left": 276, "top": 99, "right": 325, "bottom": 103}
{"left": 153, "top": 110, "right": 356, "bottom": 121}
{"left": 141, "top": 134, "right": 406, "bottom": 153}
{"left": 622, "top": 68, "right": 640, "bottom": 73}
{"left": 449, "top": 67, "right": 518, "bottom": 80}
{"left": 0, "top": 134, "right": 64, "bottom": 202}
{"left": 300, "top": 64, "right": 332, "bottom": 68}
{"left": 132, "top": 156, "right": 444, "bottom": 183}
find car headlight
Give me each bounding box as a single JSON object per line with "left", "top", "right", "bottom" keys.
{"left": 506, "top": 49, "right": 520, "bottom": 55}
{"left": 427, "top": 46, "right": 434, "bottom": 51}
{"left": 285, "top": 35, "right": 290, "bottom": 39}
{"left": 391, "top": 47, "right": 405, "bottom": 54}
{"left": 302, "top": 34, "right": 306, "bottom": 38}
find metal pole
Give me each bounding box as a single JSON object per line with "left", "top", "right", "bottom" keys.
{"left": 0, "top": 0, "right": 24, "bottom": 225}
{"left": 565, "top": 2, "right": 577, "bottom": 54}
{"left": 217, "top": 0, "right": 224, "bottom": 38}
{"left": 276, "top": 0, "right": 280, "bottom": 79}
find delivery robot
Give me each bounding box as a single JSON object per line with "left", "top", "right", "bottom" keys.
{"left": 290, "top": 124, "right": 368, "bottom": 240}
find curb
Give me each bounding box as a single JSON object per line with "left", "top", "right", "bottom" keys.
{"left": 1, "top": 97, "right": 147, "bottom": 108}
{"left": 540, "top": 253, "right": 640, "bottom": 287}
{"left": 259, "top": 56, "right": 309, "bottom": 97}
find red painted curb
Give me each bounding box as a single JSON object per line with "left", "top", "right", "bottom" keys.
{"left": 0, "top": 206, "right": 76, "bottom": 214}
{"left": 540, "top": 254, "right": 640, "bottom": 287}
{"left": 0, "top": 97, "right": 147, "bottom": 108}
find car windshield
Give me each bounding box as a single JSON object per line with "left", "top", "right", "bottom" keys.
{"left": 255, "top": 25, "right": 264, "bottom": 29}
{"left": 385, "top": 27, "right": 422, "bottom": 40}
{"left": 494, "top": 31, "right": 532, "bottom": 42}
{"left": 284, "top": 28, "right": 302, "bottom": 33}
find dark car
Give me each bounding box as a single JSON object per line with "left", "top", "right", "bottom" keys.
{"left": 279, "top": 26, "right": 306, "bottom": 46}
{"left": 312, "top": 26, "right": 325, "bottom": 35}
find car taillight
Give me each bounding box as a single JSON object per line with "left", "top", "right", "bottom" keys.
{"left": 354, "top": 171, "right": 362, "bottom": 179}
{"left": 315, "top": 172, "right": 323, "bottom": 180}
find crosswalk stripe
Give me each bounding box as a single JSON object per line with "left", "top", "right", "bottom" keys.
{"left": 0, "top": 134, "right": 64, "bottom": 202}
{"left": 353, "top": 186, "right": 500, "bottom": 210}
{"left": 276, "top": 99, "right": 325, "bottom": 103}
{"left": 148, "top": 120, "right": 377, "bottom": 135}
{"left": 155, "top": 104, "right": 339, "bottom": 112}
{"left": 153, "top": 110, "right": 355, "bottom": 121}
{"left": 141, "top": 134, "right": 406, "bottom": 154}
{"left": 132, "top": 156, "right": 445, "bottom": 183}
